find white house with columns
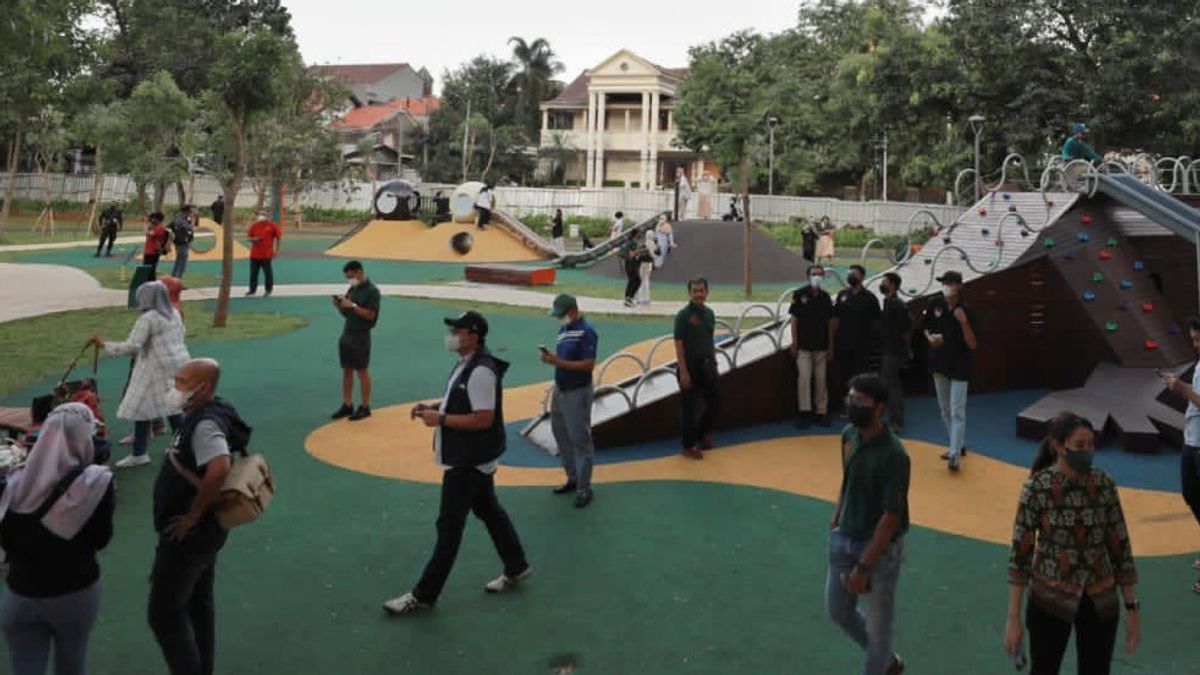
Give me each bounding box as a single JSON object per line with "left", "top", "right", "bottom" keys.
{"left": 539, "top": 50, "right": 712, "bottom": 189}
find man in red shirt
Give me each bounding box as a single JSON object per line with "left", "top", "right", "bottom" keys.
{"left": 143, "top": 212, "right": 170, "bottom": 280}
{"left": 246, "top": 210, "right": 282, "bottom": 297}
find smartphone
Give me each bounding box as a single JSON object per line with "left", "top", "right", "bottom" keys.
{"left": 538, "top": 344, "right": 549, "bottom": 353}
{"left": 332, "top": 294, "right": 341, "bottom": 301}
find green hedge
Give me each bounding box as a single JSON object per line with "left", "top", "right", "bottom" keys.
{"left": 519, "top": 213, "right": 624, "bottom": 239}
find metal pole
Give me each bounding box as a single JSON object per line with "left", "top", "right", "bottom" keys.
{"left": 973, "top": 128, "right": 981, "bottom": 202}
{"left": 768, "top": 126, "right": 775, "bottom": 196}
{"left": 882, "top": 132, "right": 888, "bottom": 201}
{"left": 1195, "top": 231, "right": 1200, "bottom": 314}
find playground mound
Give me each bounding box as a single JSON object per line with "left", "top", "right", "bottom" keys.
{"left": 587, "top": 219, "right": 809, "bottom": 285}
{"left": 325, "top": 219, "right": 545, "bottom": 263}
{"left": 162, "top": 218, "right": 250, "bottom": 261}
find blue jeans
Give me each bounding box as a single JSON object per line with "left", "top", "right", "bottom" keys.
{"left": 825, "top": 528, "right": 904, "bottom": 675}
{"left": 550, "top": 385, "right": 595, "bottom": 489}
{"left": 933, "top": 374, "right": 968, "bottom": 459}
{"left": 171, "top": 244, "right": 189, "bottom": 278}
{"left": 1, "top": 581, "right": 101, "bottom": 675}
{"left": 132, "top": 414, "right": 183, "bottom": 458}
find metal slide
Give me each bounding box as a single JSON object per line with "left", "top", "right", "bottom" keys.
{"left": 1091, "top": 172, "right": 1200, "bottom": 240}
{"left": 520, "top": 296, "right": 801, "bottom": 455}
{"left": 492, "top": 209, "right": 562, "bottom": 259}
{"left": 555, "top": 211, "right": 670, "bottom": 269}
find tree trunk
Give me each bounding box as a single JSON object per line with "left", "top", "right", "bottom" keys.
{"left": 0, "top": 129, "right": 21, "bottom": 232}
{"left": 740, "top": 155, "right": 752, "bottom": 298}
{"left": 153, "top": 182, "right": 166, "bottom": 212}
{"left": 175, "top": 181, "right": 186, "bottom": 208}
{"left": 135, "top": 182, "right": 148, "bottom": 214}
{"left": 86, "top": 145, "right": 103, "bottom": 235}
{"left": 480, "top": 130, "right": 497, "bottom": 183}
{"left": 213, "top": 117, "right": 246, "bottom": 329}
{"left": 187, "top": 167, "right": 196, "bottom": 205}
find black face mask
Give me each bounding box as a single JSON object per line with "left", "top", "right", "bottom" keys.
{"left": 880, "top": 283, "right": 892, "bottom": 295}
{"left": 848, "top": 276, "right": 862, "bottom": 287}
{"left": 847, "top": 403, "right": 875, "bottom": 428}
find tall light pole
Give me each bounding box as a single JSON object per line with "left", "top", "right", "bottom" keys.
{"left": 969, "top": 113, "right": 985, "bottom": 202}
{"left": 768, "top": 116, "right": 778, "bottom": 196}
{"left": 874, "top": 132, "right": 889, "bottom": 201}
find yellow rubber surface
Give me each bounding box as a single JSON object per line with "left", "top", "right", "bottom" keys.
{"left": 162, "top": 218, "right": 250, "bottom": 261}
{"left": 324, "top": 219, "right": 545, "bottom": 263}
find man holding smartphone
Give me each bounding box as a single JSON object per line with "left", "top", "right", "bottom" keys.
{"left": 331, "top": 260, "right": 380, "bottom": 421}
{"left": 540, "top": 294, "right": 599, "bottom": 508}
{"left": 922, "top": 270, "right": 977, "bottom": 472}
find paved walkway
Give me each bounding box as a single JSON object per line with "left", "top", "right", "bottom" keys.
{"left": 0, "top": 263, "right": 779, "bottom": 325}
{"left": 0, "top": 232, "right": 213, "bottom": 253}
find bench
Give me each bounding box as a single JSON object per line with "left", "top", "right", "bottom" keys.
{"left": 464, "top": 264, "right": 556, "bottom": 287}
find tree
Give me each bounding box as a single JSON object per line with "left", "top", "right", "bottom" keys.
{"left": 675, "top": 31, "right": 776, "bottom": 296}
{"left": 508, "top": 37, "right": 565, "bottom": 139}
{"left": 203, "top": 28, "right": 295, "bottom": 328}
{"left": 25, "top": 106, "right": 71, "bottom": 233}
{"left": 71, "top": 102, "right": 125, "bottom": 231}
{"left": 118, "top": 71, "right": 197, "bottom": 211}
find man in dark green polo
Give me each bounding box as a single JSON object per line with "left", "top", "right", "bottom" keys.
{"left": 825, "top": 373, "right": 909, "bottom": 675}
{"left": 331, "top": 260, "right": 381, "bottom": 421}
{"left": 673, "top": 277, "right": 720, "bottom": 459}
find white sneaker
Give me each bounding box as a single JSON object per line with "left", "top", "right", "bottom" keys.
{"left": 382, "top": 592, "right": 430, "bottom": 616}
{"left": 114, "top": 454, "right": 151, "bottom": 468}
{"left": 484, "top": 567, "right": 532, "bottom": 593}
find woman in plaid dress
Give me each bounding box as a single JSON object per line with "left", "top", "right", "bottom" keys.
{"left": 89, "top": 282, "right": 190, "bottom": 468}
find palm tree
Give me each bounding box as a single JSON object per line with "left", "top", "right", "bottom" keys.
{"left": 509, "top": 37, "right": 565, "bottom": 139}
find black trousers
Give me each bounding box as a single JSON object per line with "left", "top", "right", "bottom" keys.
{"left": 97, "top": 228, "right": 117, "bottom": 255}
{"left": 248, "top": 258, "right": 274, "bottom": 294}
{"left": 680, "top": 357, "right": 721, "bottom": 448}
{"left": 148, "top": 537, "right": 225, "bottom": 675}
{"left": 831, "top": 342, "right": 872, "bottom": 410}
{"left": 1183, "top": 445, "right": 1200, "bottom": 526}
{"left": 412, "top": 467, "right": 529, "bottom": 604}
{"left": 1027, "top": 594, "right": 1119, "bottom": 675}
{"left": 879, "top": 353, "right": 905, "bottom": 425}
{"left": 623, "top": 261, "right": 642, "bottom": 300}
{"left": 143, "top": 254, "right": 160, "bottom": 281}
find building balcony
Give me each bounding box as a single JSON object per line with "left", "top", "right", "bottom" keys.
{"left": 538, "top": 128, "right": 687, "bottom": 154}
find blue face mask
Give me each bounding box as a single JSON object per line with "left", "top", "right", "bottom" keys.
{"left": 1064, "top": 449, "right": 1093, "bottom": 474}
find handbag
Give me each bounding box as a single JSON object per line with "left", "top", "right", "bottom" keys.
{"left": 169, "top": 449, "right": 274, "bottom": 530}
{"left": 53, "top": 343, "right": 100, "bottom": 405}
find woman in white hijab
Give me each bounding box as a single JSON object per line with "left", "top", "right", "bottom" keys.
{"left": 88, "top": 281, "right": 190, "bottom": 468}
{"left": 637, "top": 230, "right": 659, "bottom": 306}
{"left": 0, "top": 403, "right": 114, "bottom": 675}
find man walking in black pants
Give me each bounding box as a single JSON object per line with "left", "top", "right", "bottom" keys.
{"left": 149, "top": 358, "right": 249, "bottom": 675}
{"left": 674, "top": 278, "right": 721, "bottom": 459}
{"left": 619, "top": 236, "right": 644, "bottom": 308}
{"left": 95, "top": 202, "right": 122, "bottom": 257}
{"left": 831, "top": 264, "right": 880, "bottom": 411}
{"left": 384, "top": 311, "right": 531, "bottom": 615}
{"left": 878, "top": 272, "right": 912, "bottom": 432}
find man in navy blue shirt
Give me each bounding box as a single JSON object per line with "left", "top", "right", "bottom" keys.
{"left": 540, "top": 294, "right": 599, "bottom": 507}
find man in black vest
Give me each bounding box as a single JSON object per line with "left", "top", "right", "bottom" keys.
{"left": 384, "top": 311, "right": 531, "bottom": 616}
{"left": 149, "top": 358, "right": 251, "bottom": 675}
{"left": 95, "top": 201, "right": 122, "bottom": 257}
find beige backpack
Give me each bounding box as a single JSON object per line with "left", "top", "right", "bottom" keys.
{"left": 169, "top": 451, "right": 274, "bottom": 530}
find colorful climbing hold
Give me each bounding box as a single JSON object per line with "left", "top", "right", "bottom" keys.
{"left": 1082, "top": 291, "right": 1097, "bottom": 302}
{"left": 981, "top": 227, "right": 990, "bottom": 236}
{"left": 994, "top": 238, "right": 1004, "bottom": 248}
{"left": 1145, "top": 340, "right": 1158, "bottom": 351}
{"left": 907, "top": 287, "right": 918, "bottom": 295}
{"left": 1119, "top": 300, "right": 1130, "bottom": 310}
{"left": 1092, "top": 272, "right": 1104, "bottom": 282}
{"left": 1105, "top": 321, "right": 1118, "bottom": 332}
{"left": 1019, "top": 230, "right": 1029, "bottom": 238}
{"left": 1063, "top": 251, "right": 1075, "bottom": 261}
{"left": 1169, "top": 323, "right": 1181, "bottom": 335}
{"left": 1142, "top": 302, "right": 1155, "bottom": 313}
{"left": 1133, "top": 260, "right": 1145, "bottom": 271}
{"left": 1047, "top": 200, "right": 1055, "bottom": 207}
{"left": 987, "top": 261, "right": 996, "bottom": 269}
{"left": 978, "top": 207, "right": 988, "bottom": 217}
{"left": 1043, "top": 237, "right": 1056, "bottom": 248}
{"left": 1002, "top": 192, "right": 1011, "bottom": 200}
{"left": 1098, "top": 250, "right": 1113, "bottom": 261}
{"left": 1077, "top": 232, "right": 1090, "bottom": 242}
{"left": 1008, "top": 205, "right": 1018, "bottom": 213}
{"left": 1120, "top": 280, "right": 1133, "bottom": 290}
{"left": 1082, "top": 214, "right": 1094, "bottom": 225}
{"left": 960, "top": 254, "right": 968, "bottom": 261}
{"left": 924, "top": 259, "right": 932, "bottom": 265}
{"left": 943, "top": 236, "right": 952, "bottom": 245}
{"left": 1106, "top": 237, "right": 1117, "bottom": 247}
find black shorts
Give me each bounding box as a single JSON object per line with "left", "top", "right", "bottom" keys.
{"left": 339, "top": 330, "right": 372, "bottom": 369}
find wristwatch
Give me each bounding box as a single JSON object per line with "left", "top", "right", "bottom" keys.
{"left": 1124, "top": 599, "right": 1140, "bottom": 612}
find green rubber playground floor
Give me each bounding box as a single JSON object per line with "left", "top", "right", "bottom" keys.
{"left": 1, "top": 295, "right": 1198, "bottom": 673}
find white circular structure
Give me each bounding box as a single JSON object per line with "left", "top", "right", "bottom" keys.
{"left": 450, "top": 181, "right": 486, "bottom": 224}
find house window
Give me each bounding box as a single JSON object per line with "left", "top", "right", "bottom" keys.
{"left": 547, "top": 111, "right": 575, "bottom": 130}
{"left": 659, "top": 110, "right": 670, "bottom": 132}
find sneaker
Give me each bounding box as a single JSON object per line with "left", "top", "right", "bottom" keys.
{"left": 484, "top": 567, "right": 532, "bottom": 593}
{"left": 382, "top": 592, "right": 430, "bottom": 616}
{"left": 887, "top": 654, "right": 905, "bottom": 674}
{"left": 330, "top": 404, "right": 354, "bottom": 420}
{"left": 349, "top": 405, "right": 372, "bottom": 421}
{"left": 114, "top": 454, "right": 151, "bottom": 468}
{"left": 948, "top": 456, "right": 961, "bottom": 473}
{"left": 244, "top": 291, "right": 256, "bottom": 297}
{"left": 553, "top": 481, "right": 577, "bottom": 495}
{"left": 681, "top": 447, "right": 704, "bottom": 460}
{"left": 940, "top": 448, "right": 969, "bottom": 460}
{"left": 1192, "top": 557, "right": 1200, "bottom": 571}
{"left": 574, "top": 488, "right": 593, "bottom": 508}
{"left": 263, "top": 291, "right": 272, "bottom": 298}
{"left": 623, "top": 299, "right": 636, "bottom": 308}
{"left": 699, "top": 435, "right": 714, "bottom": 450}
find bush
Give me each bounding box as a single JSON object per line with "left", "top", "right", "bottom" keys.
{"left": 516, "top": 213, "right": 621, "bottom": 239}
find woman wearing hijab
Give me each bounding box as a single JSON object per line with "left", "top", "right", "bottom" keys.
{"left": 815, "top": 216, "right": 836, "bottom": 264}
{"left": 637, "top": 230, "right": 659, "bottom": 306}
{"left": 0, "top": 403, "right": 114, "bottom": 675}
{"left": 88, "top": 281, "right": 190, "bottom": 468}
{"left": 653, "top": 214, "right": 676, "bottom": 269}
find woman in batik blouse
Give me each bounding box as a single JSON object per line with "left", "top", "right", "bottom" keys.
{"left": 1003, "top": 412, "right": 1141, "bottom": 675}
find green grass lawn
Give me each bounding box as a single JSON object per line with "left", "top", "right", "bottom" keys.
{"left": 0, "top": 226, "right": 97, "bottom": 245}
{"left": 0, "top": 301, "right": 307, "bottom": 398}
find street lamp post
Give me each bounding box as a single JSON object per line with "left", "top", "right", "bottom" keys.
{"left": 969, "top": 113, "right": 985, "bottom": 202}
{"left": 768, "top": 116, "right": 778, "bottom": 196}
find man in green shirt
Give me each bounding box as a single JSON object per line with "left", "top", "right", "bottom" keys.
{"left": 1061, "top": 123, "right": 1102, "bottom": 164}
{"left": 673, "top": 278, "right": 720, "bottom": 459}
{"left": 826, "top": 373, "right": 909, "bottom": 675}
{"left": 331, "top": 260, "right": 381, "bottom": 421}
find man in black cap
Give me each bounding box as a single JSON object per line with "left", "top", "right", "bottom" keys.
{"left": 922, "top": 270, "right": 977, "bottom": 472}
{"left": 383, "top": 311, "right": 531, "bottom": 616}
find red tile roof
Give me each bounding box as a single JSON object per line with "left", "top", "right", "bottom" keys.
{"left": 332, "top": 97, "right": 441, "bottom": 131}
{"left": 313, "top": 63, "right": 411, "bottom": 85}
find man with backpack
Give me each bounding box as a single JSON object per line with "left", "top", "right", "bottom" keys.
{"left": 95, "top": 202, "right": 123, "bottom": 257}
{"left": 169, "top": 205, "right": 197, "bottom": 279}
{"left": 149, "top": 357, "right": 250, "bottom": 675}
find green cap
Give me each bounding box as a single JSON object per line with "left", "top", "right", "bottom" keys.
{"left": 550, "top": 293, "right": 578, "bottom": 318}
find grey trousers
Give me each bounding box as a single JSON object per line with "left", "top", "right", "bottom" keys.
{"left": 550, "top": 385, "right": 595, "bottom": 490}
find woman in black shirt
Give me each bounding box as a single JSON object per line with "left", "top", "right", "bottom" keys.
{"left": 0, "top": 403, "right": 114, "bottom": 675}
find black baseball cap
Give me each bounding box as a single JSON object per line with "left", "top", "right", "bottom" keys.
{"left": 443, "top": 311, "right": 489, "bottom": 337}
{"left": 936, "top": 271, "right": 964, "bottom": 284}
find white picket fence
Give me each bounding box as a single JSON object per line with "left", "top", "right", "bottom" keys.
{"left": 1, "top": 173, "right": 963, "bottom": 235}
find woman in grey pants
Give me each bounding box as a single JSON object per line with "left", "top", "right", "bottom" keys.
{"left": 0, "top": 403, "right": 114, "bottom": 675}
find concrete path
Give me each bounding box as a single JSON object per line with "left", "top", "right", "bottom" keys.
{"left": 0, "top": 263, "right": 782, "bottom": 325}
{"left": 0, "top": 232, "right": 213, "bottom": 254}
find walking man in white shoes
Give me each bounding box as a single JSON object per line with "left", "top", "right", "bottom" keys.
{"left": 384, "top": 311, "right": 531, "bottom": 616}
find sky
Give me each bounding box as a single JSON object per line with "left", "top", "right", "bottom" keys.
{"left": 285, "top": 0, "right": 801, "bottom": 92}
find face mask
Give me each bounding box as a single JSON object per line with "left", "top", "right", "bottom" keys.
{"left": 847, "top": 403, "right": 875, "bottom": 428}
{"left": 558, "top": 316, "right": 572, "bottom": 326}
{"left": 848, "top": 276, "right": 862, "bottom": 287}
{"left": 810, "top": 276, "right": 824, "bottom": 288}
{"left": 942, "top": 285, "right": 957, "bottom": 299}
{"left": 347, "top": 277, "right": 362, "bottom": 287}
{"left": 444, "top": 333, "right": 461, "bottom": 352}
{"left": 1063, "top": 449, "right": 1093, "bottom": 474}
{"left": 165, "top": 387, "right": 196, "bottom": 410}
{"left": 880, "top": 283, "right": 892, "bottom": 295}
